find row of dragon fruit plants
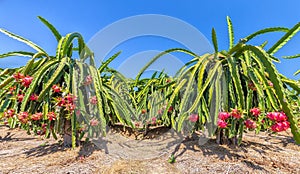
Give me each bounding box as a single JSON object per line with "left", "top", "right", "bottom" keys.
{"left": 0, "top": 16, "right": 299, "bottom": 148}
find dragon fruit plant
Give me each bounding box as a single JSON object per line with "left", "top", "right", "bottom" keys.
{"left": 141, "top": 17, "right": 300, "bottom": 145}
{"left": 0, "top": 17, "right": 111, "bottom": 148}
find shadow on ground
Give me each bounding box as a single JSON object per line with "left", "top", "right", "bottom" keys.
{"left": 170, "top": 136, "right": 272, "bottom": 172}
{"left": 24, "top": 142, "right": 66, "bottom": 157}
{"left": 0, "top": 131, "right": 35, "bottom": 142}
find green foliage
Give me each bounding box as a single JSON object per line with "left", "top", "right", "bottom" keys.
{"left": 0, "top": 16, "right": 299, "bottom": 148}
{"left": 283, "top": 53, "right": 300, "bottom": 76}
{"left": 267, "top": 22, "right": 300, "bottom": 55}
{"left": 243, "top": 27, "right": 289, "bottom": 42}
{"left": 0, "top": 28, "right": 47, "bottom": 54}
{"left": 168, "top": 154, "right": 176, "bottom": 164}
{"left": 212, "top": 28, "right": 218, "bottom": 52}
{"left": 0, "top": 51, "right": 34, "bottom": 59}
{"left": 172, "top": 18, "right": 300, "bottom": 145}
{"left": 37, "top": 16, "right": 62, "bottom": 42}
{"left": 227, "top": 16, "right": 234, "bottom": 50}
{"left": 0, "top": 17, "right": 112, "bottom": 148}
{"left": 283, "top": 53, "right": 300, "bottom": 59}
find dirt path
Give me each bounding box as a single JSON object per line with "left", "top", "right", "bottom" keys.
{"left": 1, "top": 125, "right": 300, "bottom": 174}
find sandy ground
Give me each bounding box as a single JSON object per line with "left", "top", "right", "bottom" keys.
{"left": 1, "top": 125, "right": 300, "bottom": 174}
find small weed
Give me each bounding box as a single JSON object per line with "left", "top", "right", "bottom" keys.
{"left": 168, "top": 154, "right": 176, "bottom": 164}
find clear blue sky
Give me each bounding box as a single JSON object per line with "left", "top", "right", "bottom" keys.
{"left": 0, "top": 1, "right": 299, "bottom": 79}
